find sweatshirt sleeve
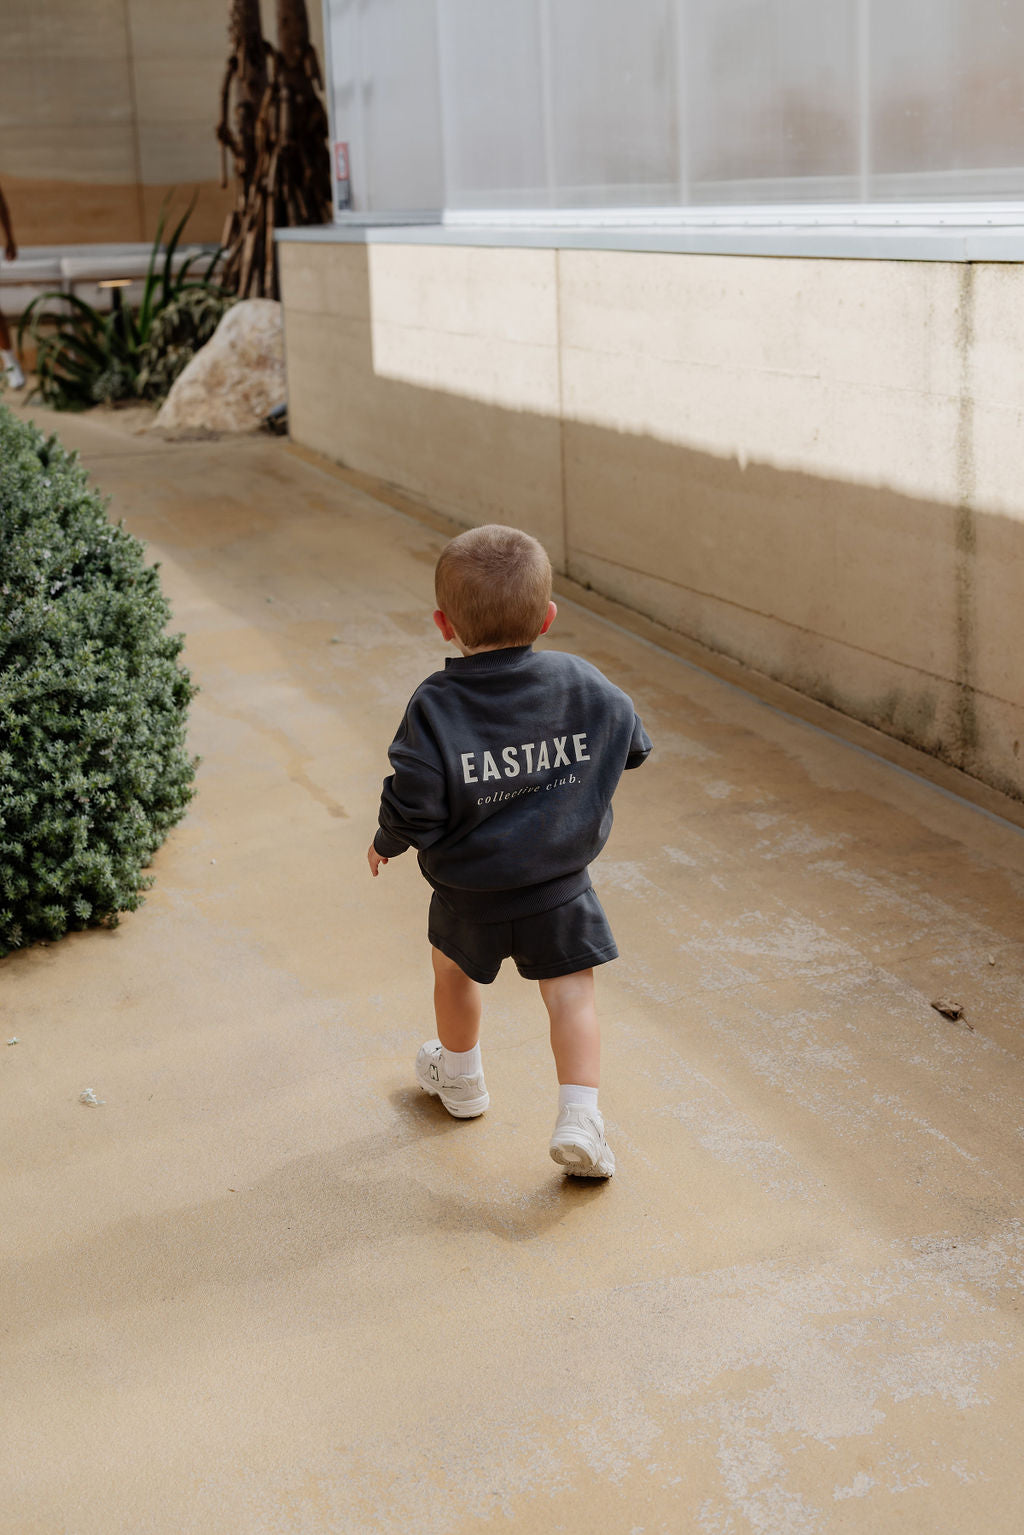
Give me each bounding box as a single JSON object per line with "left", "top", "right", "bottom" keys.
{"left": 373, "top": 698, "right": 450, "bottom": 858}
{"left": 625, "top": 712, "right": 653, "bottom": 769}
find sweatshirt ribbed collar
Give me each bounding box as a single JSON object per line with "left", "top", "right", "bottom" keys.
{"left": 444, "top": 645, "right": 534, "bottom": 673}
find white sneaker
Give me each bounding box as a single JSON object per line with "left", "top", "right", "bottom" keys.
{"left": 3, "top": 360, "right": 25, "bottom": 390}
{"left": 549, "top": 1104, "right": 616, "bottom": 1178}
{"left": 415, "top": 1040, "right": 489, "bottom": 1119}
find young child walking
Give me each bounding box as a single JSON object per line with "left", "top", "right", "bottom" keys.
{"left": 367, "top": 524, "right": 651, "bottom": 1177}
{"left": 0, "top": 179, "right": 25, "bottom": 389}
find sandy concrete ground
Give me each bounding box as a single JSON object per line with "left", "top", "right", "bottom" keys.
{"left": 3, "top": 403, "right": 1024, "bottom": 1535}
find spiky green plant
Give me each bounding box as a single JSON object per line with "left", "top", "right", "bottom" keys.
{"left": 135, "top": 285, "right": 235, "bottom": 400}
{"left": 0, "top": 405, "right": 197, "bottom": 956}
{"left": 18, "top": 196, "right": 227, "bottom": 411}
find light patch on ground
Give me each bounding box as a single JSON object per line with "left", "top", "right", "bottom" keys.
{"left": 599, "top": 860, "right": 665, "bottom": 899}
{"left": 652, "top": 727, "right": 720, "bottom": 762}
{"left": 911, "top": 1222, "right": 1024, "bottom": 1298}
{"left": 225, "top": 1237, "right": 1017, "bottom": 1534}
{"left": 834, "top": 1470, "right": 875, "bottom": 1499}
{"left": 656, "top": 1058, "right": 822, "bottom": 1204}
{"left": 663, "top": 844, "right": 699, "bottom": 867}
{"left": 871, "top": 1092, "right": 981, "bottom": 1165}
{"left": 808, "top": 856, "right": 995, "bottom": 945}
{"left": 755, "top": 824, "right": 849, "bottom": 861}
{"left": 685, "top": 911, "right": 854, "bottom": 967}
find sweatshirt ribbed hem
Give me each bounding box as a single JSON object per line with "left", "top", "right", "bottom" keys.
{"left": 424, "top": 867, "right": 592, "bottom": 923}
{"left": 373, "top": 828, "right": 409, "bottom": 858}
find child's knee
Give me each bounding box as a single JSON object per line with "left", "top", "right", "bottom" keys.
{"left": 431, "top": 944, "right": 475, "bottom": 984}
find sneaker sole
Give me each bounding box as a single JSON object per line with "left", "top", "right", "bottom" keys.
{"left": 549, "top": 1133, "right": 615, "bottom": 1178}
{"left": 418, "top": 1082, "right": 490, "bottom": 1119}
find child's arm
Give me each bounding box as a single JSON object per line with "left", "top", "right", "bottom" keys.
{"left": 368, "top": 698, "right": 449, "bottom": 876}
{"left": 626, "top": 712, "right": 653, "bottom": 769}
{"left": 0, "top": 184, "right": 16, "bottom": 262}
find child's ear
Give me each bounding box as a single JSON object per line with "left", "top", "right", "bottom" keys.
{"left": 433, "top": 609, "right": 457, "bottom": 642}
{"left": 539, "top": 601, "right": 557, "bottom": 636}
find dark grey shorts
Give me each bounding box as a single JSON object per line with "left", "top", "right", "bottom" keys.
{"left": 428, "top": 887, "right": 618, "bottom": 985}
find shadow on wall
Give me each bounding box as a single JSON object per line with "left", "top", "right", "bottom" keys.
{"left": 280, "top": 242, "right": 1023, "bottom": 805}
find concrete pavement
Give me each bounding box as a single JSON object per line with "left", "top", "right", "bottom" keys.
{"left": 3, "top": 404, "right": 1024, "bottom": 1534}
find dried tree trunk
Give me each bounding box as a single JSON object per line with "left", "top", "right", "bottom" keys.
{"left": 218, "top": 0, "right": 331, "bottom": 300}
{"left": 277, "top": 0, "right": 312, "bottom": 70}
{"left": 217, "top": 0, "right": 271, "bottom": 275}
{"left": 273, "top": 0, "right": 331, "bottom": 230}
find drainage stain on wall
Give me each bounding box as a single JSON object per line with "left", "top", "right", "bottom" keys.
{"left": 953, "top": 263, "right": 980, "bottom": 770}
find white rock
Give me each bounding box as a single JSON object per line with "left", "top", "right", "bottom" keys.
{"left": 154, "top": 299, "right": 285, "bottom": 434}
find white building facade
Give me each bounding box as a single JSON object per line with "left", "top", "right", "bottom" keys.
{"left": 278, "top": 0, "right": 1024, "bottom": 803}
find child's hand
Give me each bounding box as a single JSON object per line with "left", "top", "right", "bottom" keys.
{"left": 367, "top": 843, "right": 388, "bottom": 877}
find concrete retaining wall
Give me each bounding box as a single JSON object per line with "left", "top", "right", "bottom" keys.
{"left": 279, "top": 238, "right": 1023, "bottom": 802}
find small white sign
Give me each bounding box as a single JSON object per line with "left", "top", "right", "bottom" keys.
{"left": 334, "top": 141, "right": 352, "bottom": 210}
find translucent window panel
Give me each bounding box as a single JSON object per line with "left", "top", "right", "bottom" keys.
{"left": 686, "top": 0, "right": 860, "bottom": 202}
{"left": 325, "top": 0, "right": 1024, "bottom": 216}
{"left": 870, "top": 0, "right": 1024, "bottom": 196}
{"left": 325, "top": 0, "right": 443, "bottom": 211}
{"left": 547, "top": 0, "right": 679, "bottom": 207}
{"left": 438, "top": 0, "right": 548, "bottom": 208}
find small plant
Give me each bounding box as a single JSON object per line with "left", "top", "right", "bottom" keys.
{"left": 0, "top": 405, "right": 197, "bottom": 956}
{"left": 135, "top": 285, "right": 234, "bottom": 400}
{"left": 18, "top": 196, "right": 231, "bottom": 411}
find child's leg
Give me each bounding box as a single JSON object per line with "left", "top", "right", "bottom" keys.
{"left": 539, "top": 968, "right": 599, "bottom": 1087}
{"left": 0, "top": 311, "right": 24, "bottom": 387}
{"left": 541, "top": 968, "right": 614, "bottom": 1176}
{"left": 416, "top": 947, "right": 489, "bottom": 1118}
{"left": 432, "top": 944, "right": 482, "bottom": 1052}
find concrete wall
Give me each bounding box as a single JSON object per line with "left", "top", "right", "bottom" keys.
{"left": 279, "top": 237, "right": 1024, "bottom": 803}
{"left": 1, "top": 0, "right": 324, "bottom": 247}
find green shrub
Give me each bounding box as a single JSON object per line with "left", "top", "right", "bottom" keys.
{"left": 0, "top": 404, "right": 197, "bottom": 956}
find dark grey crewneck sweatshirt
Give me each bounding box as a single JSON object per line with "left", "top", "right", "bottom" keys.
{"left": 374, "top": 645, "right": 651, "bottom": 920}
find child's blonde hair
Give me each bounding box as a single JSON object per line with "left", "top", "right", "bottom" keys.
{"left": 435, "top": 524, "right": 552, "bottom": 649}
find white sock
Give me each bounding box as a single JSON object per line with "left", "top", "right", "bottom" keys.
{"left": 1, "top": 350, "right": 14, "bottom": 367}
{"left": 442, "top": 1043, "right": 482, "bottom": 1079}
{"left": 559, "top": 1083, "right": 599, "bottom": 1112}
